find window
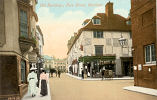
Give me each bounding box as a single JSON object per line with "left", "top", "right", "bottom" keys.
{"left": 145, "top": 44, "right": 156, "bottom": 63}
{"left": 113, "top": 38, "right": 120, "bottom": 47}
{"left": 92, "top": 19, "right": 101, "bottom": 25}
{"left": 95, "top": 45, "right": 103, "bottom": 56}
{"left": 106, "top": 38, "right": 111, "bottom": 45}
{"left": 49, "top": 65, "right": 51, "bottom": 68}
{"left": 93, "top": 31, "right": 103, "bottom": 38}
{"left": 20, "top": 9, "right": 28, "bottom": 38}
{"left": 21, "top": 60, "right": 26, "bottom": 83}
{"left": 45, "top": 64, "right": 47, "bottom": 68}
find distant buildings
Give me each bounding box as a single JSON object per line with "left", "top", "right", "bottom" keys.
{"left": 43, "top": 55, "right": 67, "bottom": 72}
{"left": 131, "top": 0, "right": 157, "bottom": 89}
{"left": 67, "top": 2, "right": 132, "bottom": 77}
{"left": 0, "top": 0, "right": 44, "bottom": 99}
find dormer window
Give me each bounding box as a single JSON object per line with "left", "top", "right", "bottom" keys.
{"left": 92, "top": 19, "right": 101, "bottom": 25}
{"left": 82, "top": 22, "right": 88, "bottom": 26}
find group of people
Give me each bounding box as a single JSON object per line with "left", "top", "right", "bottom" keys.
{"left": 27, "top": 67, "right": 48, "bottom": 97}
{"left": 49, "top": 69, "right": 62, "bottom": 78}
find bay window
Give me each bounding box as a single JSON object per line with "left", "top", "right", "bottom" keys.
{"left": 20, "top": 9, "right": 28, "bottom": 38}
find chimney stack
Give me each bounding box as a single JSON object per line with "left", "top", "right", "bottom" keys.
{"left": 105, "top": 2, "right": 113, "bottom": 16}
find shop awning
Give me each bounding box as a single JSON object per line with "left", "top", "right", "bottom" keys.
{"left": 78, "top": 55, "right": 116, "bottom": 63}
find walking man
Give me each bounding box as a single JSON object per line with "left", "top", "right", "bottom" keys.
{"left": 27, "top": 67, "right": 38, "bottom": 97}
{"left": 101, "top": 69, "right": 104, "bottom": 80}
{"left": 81, "top": 68, "right": 84, "bottom": 79}
{"left": 58, "top": 70, "right": 61, "bottom": 78}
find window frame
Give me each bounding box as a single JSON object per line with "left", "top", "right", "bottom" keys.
{"left": 93, "top": 31, "right": 103, "bottom": 38}
{"left": 92, "top": 19, "right": 101, "bottom": 25}
{"left": 21, "top": 60, "right": 26, "bottom": 83}
{"left": 20, "top": 9, "right": 28, "bottom": 38}
{"left": 145, "top": 44, "right": 156, "bottom": 64}
{"left": 18, "top": 2, "right": 30, "bottom": 38}
{"left": 95, "top": 45, "right": 104, "bottom": 56}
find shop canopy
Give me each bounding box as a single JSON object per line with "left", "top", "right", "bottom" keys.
{"left": 78, "top": 55, "right": 116, "bottom": 63}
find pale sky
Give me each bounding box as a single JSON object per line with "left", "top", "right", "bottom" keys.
{"left": 36, "top": 0, "right": 131, "bottom": 59}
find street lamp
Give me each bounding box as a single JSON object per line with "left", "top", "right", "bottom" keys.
{"left": 119, "top": 36, "right": 126, "bottom": 47}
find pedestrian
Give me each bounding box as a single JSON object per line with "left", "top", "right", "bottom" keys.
{"left": 27, "top": 67, "right": 38, "bottom": 97}
{"left": 87, "top": 71, "right": 90, "bottom": 77}
{"left": 58, "top": 70, "right": 61, "bottom": 78}
{"left": 81, "top": 69, "right": 84, "bottom": 79}
{"left": 40, "top": 69, "right": 48, "bottom": 96}
{"left": 101, "top": 69, "right": 104, "bottom": 80}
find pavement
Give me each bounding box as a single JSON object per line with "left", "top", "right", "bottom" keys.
{"left": 66, "top": 73, "right": 134, "bottom": 80}
{"left": 50, "top": 73, "right": 157, "bottom": 100}
{"left": 123, "top": 86, "right": 157, "bottom": 96}
{"left": 22, "top": 74, "right": 51, "bottom": 100}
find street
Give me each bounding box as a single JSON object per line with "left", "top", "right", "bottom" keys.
{"left": 49, "top": 74, "right": 157, "bottom": 100}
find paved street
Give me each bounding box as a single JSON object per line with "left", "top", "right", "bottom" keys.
{"left": 49, "top": 73, "right": 157, "bottom": 100}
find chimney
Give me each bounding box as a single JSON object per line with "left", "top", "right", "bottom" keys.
{"left": 105, "top": 2, "right": 113, "bottom": 16}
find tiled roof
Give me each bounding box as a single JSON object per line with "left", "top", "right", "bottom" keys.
{"left": 83, "top": 13, "right": 131, "bottom": 31}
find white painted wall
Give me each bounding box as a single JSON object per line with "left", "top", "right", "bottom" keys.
{"left": 67, "top": 30, "right": 132, "bottom": 75}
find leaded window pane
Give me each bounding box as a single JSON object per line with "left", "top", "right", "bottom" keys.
{"left": 145, "top": 46, "right": 150, "bottom": 62}
{"left": 21, "top": 60, "right": 26, "bottom": 83}
{"left": 20, "top": 10, "right": 28, "bottom": 38}
{"left": 151, "top": 44, "right": 156, "bottom": 61}
{"left": 93, "top": 31, "right": 103, "bottom": 38}
{"left": 95, "top": 45, "right": 103, "bottom": 56}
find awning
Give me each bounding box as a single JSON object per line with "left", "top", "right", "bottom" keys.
{"left": 78, "top": 55, "right": 116, "bottom": 63}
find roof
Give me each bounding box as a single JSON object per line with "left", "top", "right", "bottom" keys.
{"left": 83, "top": 19, "right": 91, "bottom": 23}
{"left": 83, "top": 13, "right": 131, "bottom": 31}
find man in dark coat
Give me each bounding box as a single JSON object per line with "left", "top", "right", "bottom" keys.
{"left": 81, "top": 69, "right": 84, "bottom": 79}
{"left": 58, "top": 70, "right": 61, "bottom": 78}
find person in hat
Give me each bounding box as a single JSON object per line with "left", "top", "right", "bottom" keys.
{"left": 27, "top": 67, "right": 38, "bottom": 97}
{"left": 40, "top": 69, "right": 48, "bottom": 96}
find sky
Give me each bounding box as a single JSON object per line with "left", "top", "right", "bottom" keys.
{"left": 36, "top": 0, "right": 131, "bottom": 59}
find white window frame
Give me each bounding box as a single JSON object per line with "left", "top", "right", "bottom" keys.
{"left": 92, "top": 19, "right": 101, "bottom": 25}
{"left": 145, "top": 44, "right": 156, "bottom": 64}
{"left": 93, "top": 31, "right": 103, "bottom": 38}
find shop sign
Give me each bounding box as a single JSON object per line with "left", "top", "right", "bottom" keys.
{"left": 138, "top": 64, "right": 142, "bottom": 70}
{"left": 134, "top": 66, "right": 137, "bottom": 70}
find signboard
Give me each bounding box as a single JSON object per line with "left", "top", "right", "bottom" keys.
{"left": 138, "top": 64, "right": 142, "bottom": 70}
{"left": 133, "top": 66, "right": 137, "bottom": 70}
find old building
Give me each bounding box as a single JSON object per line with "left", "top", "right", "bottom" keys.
{"left": 67, "top": 2, "right": 132, "bottom": 77}
{"left": 131, "top": 0, "right": 157, "bottom": 89}
{"left": 43, "top": 55, "right": 67, "bottom": 72}
{"left": 0, "top": 0, "right": 39, "bottom": 99}
{"left": 43, "top": 55, "right": 54, "bottom": 70}
{"left": 54, "top": 58, "right": 67, "bottom": 72}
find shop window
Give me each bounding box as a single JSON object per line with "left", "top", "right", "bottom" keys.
{"left": 21, "top": 60, "right": 26, "bottom": 83}
{"left": 93, "top": 31, "right": 103, "bottom": 38}
{"left": 145, "top": 44, "right": 156, "bottom": 63}
{"left": 95, "top": 45, "right": 103, "bottom": 56}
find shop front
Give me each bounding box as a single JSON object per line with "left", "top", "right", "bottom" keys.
{"left": 78, "top": 55, "right": 116, "bottom": 78}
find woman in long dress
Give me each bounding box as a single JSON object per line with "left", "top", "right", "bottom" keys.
{"left": 27, "top": 67, "right": 38, "bottom": 97}
{"left": 40, "top": 70, "right": 48, "bottom": 96}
